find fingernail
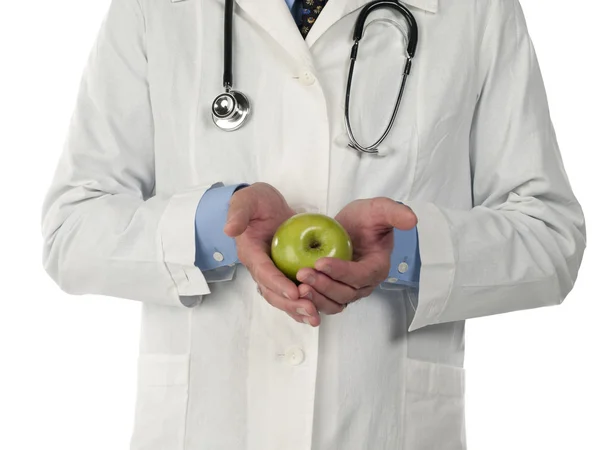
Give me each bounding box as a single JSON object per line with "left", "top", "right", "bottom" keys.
{"left": 300, "top": 290, "right": 313, "bottom": 300}
{"left": 296, "top": 307, "right": 311, "bottom": 317}
{"left": 297, "top": 270, "right": 315, "bottom": 284}
{"left": 302, "top": 275, "right": 316, "bottom": 285}
{"left": 283, "top": 292, "right": 290, "bottom": 299}
{"left": 319, "top": 264, "right": 331, "bottom": 274}
{"left": 303, "top": 318, "right": 311, "bottom": 325}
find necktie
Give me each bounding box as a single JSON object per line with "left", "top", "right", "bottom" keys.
{"left": 298, "top": 0, "right": 328, "bottom": 38}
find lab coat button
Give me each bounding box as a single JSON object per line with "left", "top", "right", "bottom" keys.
{"left": 398, "top": 262, "right": 409, "bottom": 274}
{"left": 213, "top": 252, "right": 224, "bottom": 262}
{"left": 284, "top": 346, "right": 305, "bottom": 366}
{"left": 299, "top": 70, "right": 316, "bottom": 86}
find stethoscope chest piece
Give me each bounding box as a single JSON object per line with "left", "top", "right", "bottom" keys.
{"left": 212, "top": 90, "right": 250, "bottom": 132}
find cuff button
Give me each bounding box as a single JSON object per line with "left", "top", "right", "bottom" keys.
{"left": 398, "top": 262, "right": 409, "bottom": 274}
{"left": 213, "top": 252, "right": 224, "bottom": 262}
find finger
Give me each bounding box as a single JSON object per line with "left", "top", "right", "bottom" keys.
{"left": 245, "top": 248, "right": 299, "bottom": 301}
{"left": 223, "top": 189, "right": 256, "bottom": 237}
{"left": 297, "top": 268, "right": 357, "bottom": 305}
{"left": 258, "top": 283, "right": 321, "bottom": 326}
{"left": 351, "top": 286, "right": 375, "bottom": 303}
{"left": 286, "top": 312, "right": 306, "bottom": 324}
{"left": 314, "top": 254, "right": 389, "bottom": 289}
{"left": 381, "top": 199, "right": 418, "bottom": 231}
{"left": 298, "top": 283, "right": 345, "bottom": 315}
{"left": 286, "top": 312, "right": 319, "bottom": 326}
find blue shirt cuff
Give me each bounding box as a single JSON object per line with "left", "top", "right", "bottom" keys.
{"left": 385, "top": 226, "right": 421, "bottom": 288}
{"left": 194, "top": 183, "right": 248, "bottom": 271}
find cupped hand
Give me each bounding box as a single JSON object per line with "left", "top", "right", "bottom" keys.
{"left": 296, "top": 198, "right": 417, "bottom": 313}
{"left": 224, "top": 183, "right": 321, "bottom": 326}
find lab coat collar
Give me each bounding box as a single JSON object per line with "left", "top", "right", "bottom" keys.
{"left": 401, "top": 0, "right": 439, "bottom": 14}
{"left": 306, "top": 0, "right": 438, "bottom": 47}
{"left": 228, "top": 0, "right": 438, "bottom": 67}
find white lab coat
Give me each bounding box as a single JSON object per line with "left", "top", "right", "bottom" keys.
{"left": 41, "top": 0, "right": 586, "bottom": 448}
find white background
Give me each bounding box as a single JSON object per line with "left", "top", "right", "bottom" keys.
{"left": 0, "top": 1, "right": 597, "bottom": 449}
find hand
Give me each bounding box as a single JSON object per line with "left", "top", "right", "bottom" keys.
{"left": 296, "top": 198, "right": 417, "bottom": 313}
{"left": 224, "top": 183, "right": 321, "bottom": 326}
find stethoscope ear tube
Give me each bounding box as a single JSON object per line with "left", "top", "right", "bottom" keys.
{"left": 346, "top": 0, "right": 419, "bottom": 154}
{"left": 353, "top": 0, "right": 418, "bottom": 58}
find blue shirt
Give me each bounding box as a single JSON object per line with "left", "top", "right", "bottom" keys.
{"left": 194, "top": 1, "right": 421, "bottom": 288}
{"left": 285, "top": 0, "right": 303, "bottom": 25}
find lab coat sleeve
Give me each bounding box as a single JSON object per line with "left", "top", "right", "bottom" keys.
{"left": 41, "top": 0, "right": 211, "bottom": 307}
{"left": 404, "top": 0, "right": 586, "bottom": 331}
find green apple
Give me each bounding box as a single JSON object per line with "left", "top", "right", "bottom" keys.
{"left": 271, "top": 213, "right": 353, "bottom": 282}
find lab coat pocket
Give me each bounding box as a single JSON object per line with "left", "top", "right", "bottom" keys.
{"left": 403, "top": 358, "right": 466, "bottom": 450}
{"left": 130, "top": 354, "right": 190, "bottom": 450}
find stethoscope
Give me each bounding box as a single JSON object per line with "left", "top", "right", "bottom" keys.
{"left": 211, "top": 0, "right": 419, "bottom": 155}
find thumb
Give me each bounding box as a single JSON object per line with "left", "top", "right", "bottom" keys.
{"left": 383, "top": 200, "right": 418, "bottom": 231}
{"left": 223, "top": 190, "right": 255, "bottom": 237}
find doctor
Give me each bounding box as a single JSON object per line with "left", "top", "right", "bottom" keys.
{"left": 41, "top": 0, "right": 586, "bottom": 449}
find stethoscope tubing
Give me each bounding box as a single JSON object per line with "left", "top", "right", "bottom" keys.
{"left": 345, "top": 60, "right": 412, "bottom": 154}
{"left": 353, "top": 0, "right": 418, "bottom": 58}
{"left": 345, "top": 0, "right": 418, "bottom": 154}
{"left": 223, "top": 0, "right": 234, "bottom": 91}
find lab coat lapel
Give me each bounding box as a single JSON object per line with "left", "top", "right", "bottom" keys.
{"left": 305, "top": 0, "right": 439, "bottom": 47}
{"left": 236, "top": 0, "right": 314, "bottom": 66}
